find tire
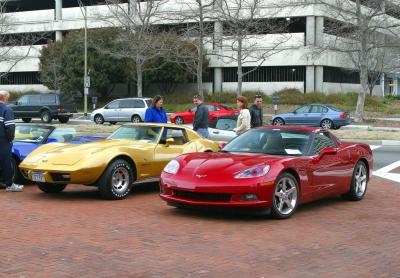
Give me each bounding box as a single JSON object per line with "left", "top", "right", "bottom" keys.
{"left": 131, "top": 115, "right": 141, "bottom": 123}
{"left": 37, "top": 183, "right": 67, "bottom": 193}
{"left": 58, "top": 116, "right": 69, "bottom": 124}
{"left": 320, "top": 119, "right": 334, "bottom": 129}
{"left": 342, "top": 161, "right": 368, "bottom": 201}
{"left": 271, "top": 172, "right": 299, "bottom": 219}
{"left": 11, "top": 157, "right": 26, "bottom": 184}
{"left": 94, "top": 114, "right": 104, "bottom": 125}
{"left": 98, "top": 159, "right": 135, "bottom": 200}
{"left": 22, "top": 118, "right": 32, "bottom": 123}
{"left": 174, "top": 116, "right": 184, "bottom": 125}
{"left": 272, "top": 117, "right": 285, "bottom": 126}
{"left": 40, "top": 110, "right": 52, "bottom": 123}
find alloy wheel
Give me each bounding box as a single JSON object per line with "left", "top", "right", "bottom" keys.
{"left": 111, "top": 167, "right": 130, "bottom": 194}
{"left": 321, "top": 119, "right": 333, "bottom": 129}
{"left": 274, "top": 177, "right": 298, "bottom": 215}
{"left": 273, "top": 118, "right": 284, "bottom": 126}
{"left": 354, "top": 163, "right": 367, "bottom": 197}
{"left": 175, "top": 117, "right": 184, "bottom": 125}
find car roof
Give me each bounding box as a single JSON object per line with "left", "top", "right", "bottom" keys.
{"left": 114, "top": 97, "right": 151, "bottom": 101}
{"left": 258, "top": 125, "right": 326, "bottom": 133}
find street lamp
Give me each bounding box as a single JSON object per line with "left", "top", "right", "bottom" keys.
{"left": 77, "top": 0, "right": 89, "bottom": 117}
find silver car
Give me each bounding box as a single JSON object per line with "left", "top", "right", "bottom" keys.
{"left": 91, "top": 98, "right": 152, "bottom": 124}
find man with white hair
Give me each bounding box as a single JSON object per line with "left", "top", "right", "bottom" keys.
{"left": 0, "top": 91, "right": 23, "bottom": 191}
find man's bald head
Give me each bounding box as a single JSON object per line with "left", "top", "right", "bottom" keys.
{"left": 0, "top": 91, "right": 10, "bottom": 103}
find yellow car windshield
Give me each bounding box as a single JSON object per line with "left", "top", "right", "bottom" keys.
{"left": 109, "top": 126, "right": 162, "bottom": 143}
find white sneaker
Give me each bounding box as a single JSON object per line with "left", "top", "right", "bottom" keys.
{"left": 6, "top": 183, "right": 24, "bottom": 192}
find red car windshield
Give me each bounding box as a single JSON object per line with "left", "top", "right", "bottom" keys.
{"left": 221, "top": 129, "right": 312, "bottom": 156}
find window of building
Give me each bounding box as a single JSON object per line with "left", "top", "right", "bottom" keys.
{"left": 0, "top": 32, "right": 55, "bottom": 46}
{"left": 323, "top": 67, "right": 360, "bottom": 84}
{"left": 223, "top": 66, "right": 305, "bottom": 82}
{"left": 0, "top": 72, "right": 41, "bottom": 85}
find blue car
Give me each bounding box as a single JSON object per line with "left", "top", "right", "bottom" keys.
{"left": 271, "top": 104, "right": 350, "bottom": 129}
{"left": 4, "top": 125, "right": 103, "bottom": 184}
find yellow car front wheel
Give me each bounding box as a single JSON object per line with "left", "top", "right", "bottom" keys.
{"left": 98, "top": 159, "right": 135, "bottom": 200}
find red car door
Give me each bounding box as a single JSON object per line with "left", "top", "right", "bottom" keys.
{"left": 308, "top": 132, "right": 344, "bottom": 199}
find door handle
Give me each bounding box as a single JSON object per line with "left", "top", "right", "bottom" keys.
{"left": 213, "top": 131, "right": 219, "bottom": 134}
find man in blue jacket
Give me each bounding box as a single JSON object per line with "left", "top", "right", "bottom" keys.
{"left": 0, "top": 91, "right": 23, "bottom": 192}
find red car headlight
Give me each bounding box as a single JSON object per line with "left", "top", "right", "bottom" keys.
{"left": 164, "top": 160, "right": 180, "bottom": 174}
{"left": 234, "top": 165, "right": 270, "bottom": 179}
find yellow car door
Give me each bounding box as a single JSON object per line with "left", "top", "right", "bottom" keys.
{"left": 153, "top": 127, "right": 197, "bottom": 173}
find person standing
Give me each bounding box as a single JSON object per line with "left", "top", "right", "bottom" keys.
{"left": 144, "top": 95, "right": 168, "bottom": 123}
{"left": 249, "top": 94, "right": 263, "bottom": 128}
{"left": 236, "top": 96, "right": 251, "bottom": 135}
{"left": 192, "top": 95, "right": 210, "bottom": 138}
{"left": 0, "top": 91, "right": 23, "bottom": 192}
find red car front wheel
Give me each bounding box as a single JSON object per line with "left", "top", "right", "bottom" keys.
{"left": 271, "top": 173, "right": 299, "bottom": 219}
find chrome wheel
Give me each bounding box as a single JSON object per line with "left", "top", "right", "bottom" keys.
{"left": 354, "top": 163, "right": 367, "bottom": 197}
{"left": 273, "top": 118, "right": 284, "bottom": 126}
{"left": 131, "top": 115, "right": 141, "bottom": 123}
{"left": 94, "top": 115, "right": 104, "bottom": 124}
{"left": 174, "top": 117, "right": 184, "bottom": 125}
{"left": 111, "top": 167, "right": 130, "bottom": 194}
{"left": 274, "top": 176, "right": 298, "bottom": 215}
{"left": 321, "top": 119, "right": 333, "bottom": 129}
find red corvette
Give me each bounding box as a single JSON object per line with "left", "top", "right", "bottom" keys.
{"left": 170, "top": 103, "right": 238, "bottom": 124}
{"left": 160, "top": 126, "right": 373, "bottom": 219}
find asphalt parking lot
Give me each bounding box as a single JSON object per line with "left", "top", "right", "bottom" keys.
{"left": 0, "top": 176, "right": 399, "bottom": 277}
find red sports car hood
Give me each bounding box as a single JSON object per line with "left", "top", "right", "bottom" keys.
{"left": 177, "top": 152, "right": 287, "bottom": 182}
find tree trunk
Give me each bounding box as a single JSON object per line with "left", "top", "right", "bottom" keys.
{"left": 136, "top": 55, "right": 143, "bottom": 97}
{"left": 237, "top": 39, "right": 243, "bottom": 96}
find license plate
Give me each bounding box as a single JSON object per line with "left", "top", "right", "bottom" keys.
{"left": 32, "top": 172, "right": 46, "bottom": 182}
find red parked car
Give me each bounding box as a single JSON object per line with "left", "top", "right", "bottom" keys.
{"left": 170, "top": 103, "right": 238, "bottom": 125}
{"left": 160, "top": 126, "right": 373, "bottom": 219}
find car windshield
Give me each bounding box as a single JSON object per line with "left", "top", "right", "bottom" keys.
{"left": 14, "top": 126, "right": 53, "bottom": 143}
{"left": 108, "top": 126, "right": 162, "bottom": 143}
{"left": 48, "top": 128, "right": 78, "bottom": 143}
{"left": 326, "top": 105, "right": 342, "bottom": 112}
{"left": 221, "top": 128, "right": 311, "bottom": 156}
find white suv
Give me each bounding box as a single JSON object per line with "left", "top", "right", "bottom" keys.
{"left": 91, "top": 98, "right": 152, "bottom": 124}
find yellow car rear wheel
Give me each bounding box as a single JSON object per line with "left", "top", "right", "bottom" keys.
{"left": 98, "top": 159, "right": 135, "bottom": 200}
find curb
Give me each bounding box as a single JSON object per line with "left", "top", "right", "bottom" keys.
{"left": 341, "top": 139, "right": 400, "bottom": 146}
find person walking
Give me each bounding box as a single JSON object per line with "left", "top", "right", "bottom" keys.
{"left": 249, "top": 94, "right": 263, "bottom": 128}
{"left": 236, "top": 96, "right": 251, "bottom": 135}
{"left": 192, "top": 95, "right": 210, "bottom": 138}
{"left": 144, "top": 95, "right": 168, "bottom": 123}
{"left": 0, "top": 91, "right": 23, "bottom": 192}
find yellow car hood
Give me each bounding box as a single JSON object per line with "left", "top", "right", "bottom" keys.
{"left": 24, "top": 139, "right": 151, "bottom": 166}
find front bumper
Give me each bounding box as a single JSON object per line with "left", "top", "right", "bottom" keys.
{"left": 159, "top": 177, "right": 274, "bottom": 209}
{"left": 19, "top": 165, "right": 104, "bottom": 185}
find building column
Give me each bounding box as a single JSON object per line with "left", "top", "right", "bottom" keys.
{"left": 306, "top": 66, "right": 315, "bottom": 93}
{"left": 213, "top": 21, "right": 223, "bottom": 93}
{"left": 305, "top": 16, "right": 324, "bottom": 93}
{"left": 55, "top": 0, "right": 63, "bottom": 41}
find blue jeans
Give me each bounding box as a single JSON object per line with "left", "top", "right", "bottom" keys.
{"left": 195, "top": 128, "right": 209, "bottom": 138}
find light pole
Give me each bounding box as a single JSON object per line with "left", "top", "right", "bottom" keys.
{"left": 77, "top": 0, "right": 89, "bottom": 117}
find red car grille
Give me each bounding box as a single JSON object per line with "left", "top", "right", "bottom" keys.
{"left": 173, "top": 190, "right": 231, "bottom": 202}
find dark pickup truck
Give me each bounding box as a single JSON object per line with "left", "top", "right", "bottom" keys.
{"left": 9, "top": 92, "right": 77, "bottom": 123}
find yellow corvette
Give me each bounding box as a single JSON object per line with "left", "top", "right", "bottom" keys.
{"left": 19, "top": 123, "right": 219, "bottom": 199}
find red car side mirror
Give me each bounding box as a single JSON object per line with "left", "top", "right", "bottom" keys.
{"left": 320, "top": 147, "right": 337, "bottom": 156}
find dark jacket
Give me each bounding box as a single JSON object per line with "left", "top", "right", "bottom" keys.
{"left": 0, "top": 103, "right": 15, "bottom": 143}
{"left": 193, "top": 103, "right": 209, "bottom": 130}
{"left": 144, "top": 107, "right": 168, "bottom": 123}
{"left": 249, "top": 104, "right": 263, "bottom": 128}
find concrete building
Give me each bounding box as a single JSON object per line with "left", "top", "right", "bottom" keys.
{"left": 0, "top": 0, "right": 399, "bottom": 96}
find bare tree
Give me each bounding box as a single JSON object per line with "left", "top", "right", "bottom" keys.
{"left": 39, "top": 42, "right": 65, "bottom": 92}
{"left": 215, "top": 0, "right": 292, "bottom": 96}
{"left": 305, "top": 0, "right": 400, "bottom": 121}
{"left": 168, "top": 0, "right": 216, "bottom": 97}
{"left": 104, "top": 0, "right": 169, "bottom": 97}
